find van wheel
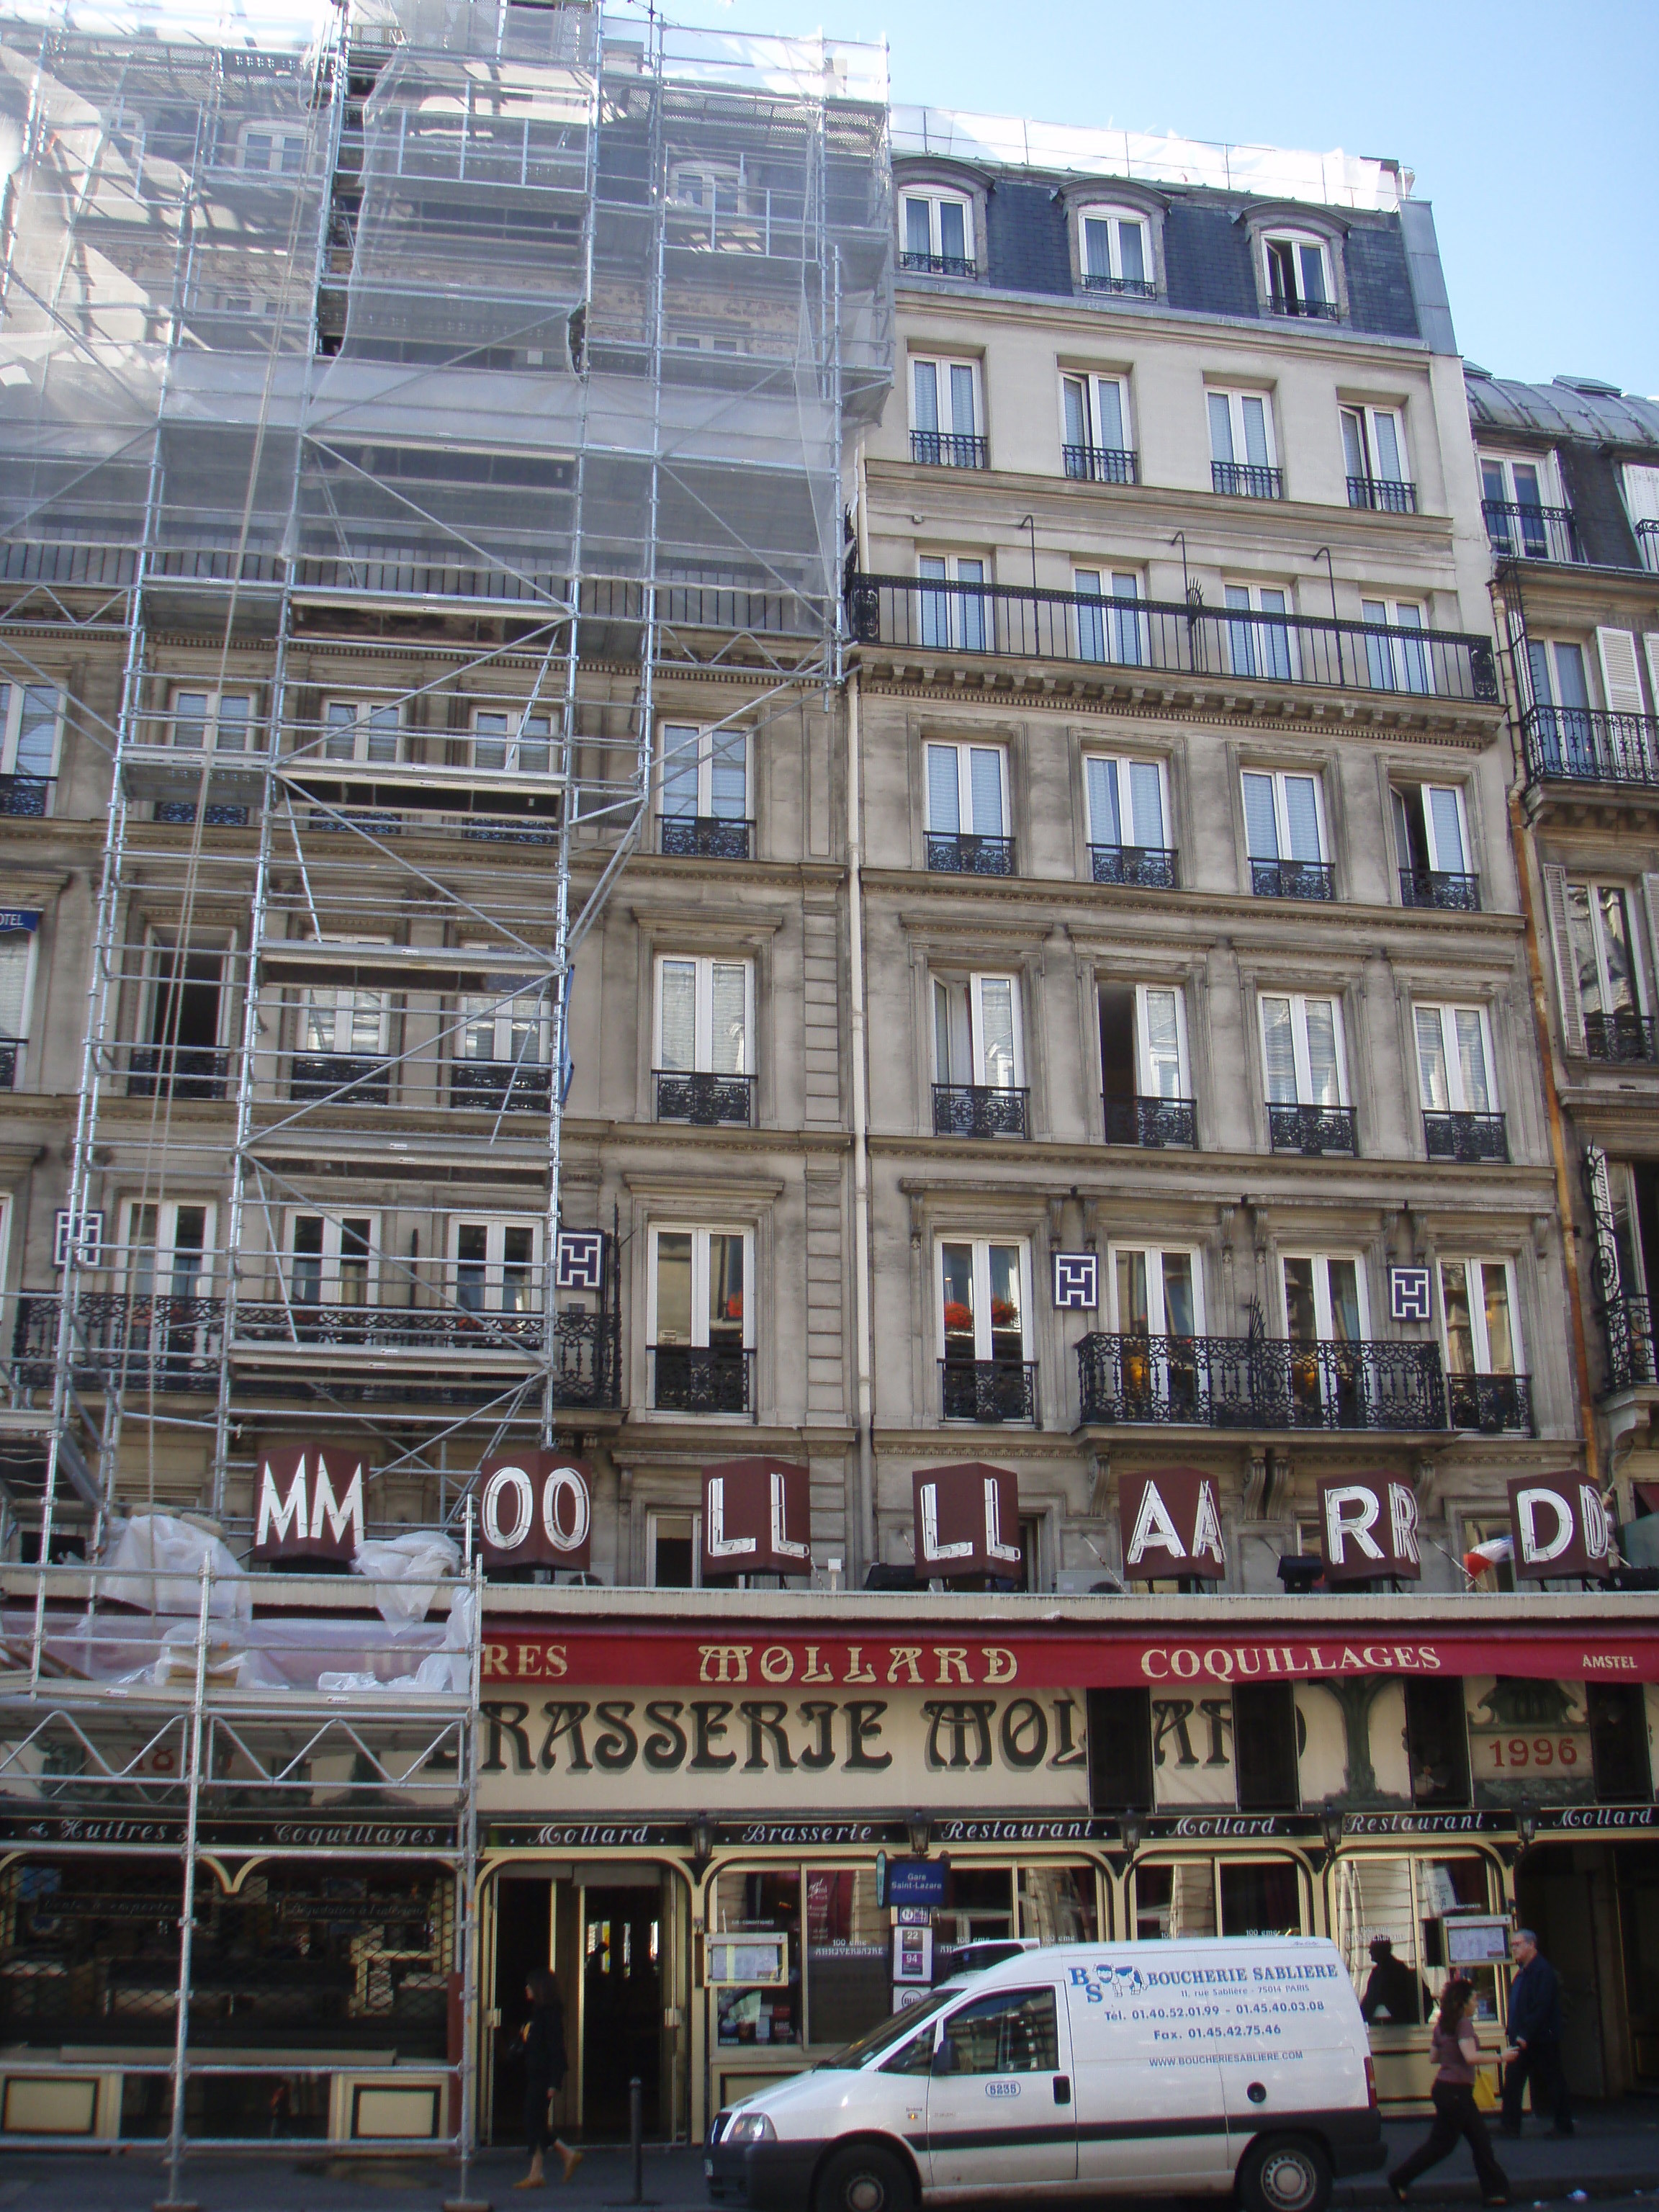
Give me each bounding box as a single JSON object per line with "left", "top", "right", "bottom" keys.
{"left": 815, "top": 2144, "right": 913, "bottom": 2212}
{"left": 1236, "top": 2136, "right": 1331, "bottom": 2212}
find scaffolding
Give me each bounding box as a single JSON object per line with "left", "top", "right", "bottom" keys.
{"left": 0, "top": 0, "right": 892, "bottom": 2172}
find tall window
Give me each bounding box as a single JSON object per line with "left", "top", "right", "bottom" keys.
{"left": 303, "top": 978, "right": 387, "bottom": 1059}
{"left": 1084, "top": 753, "right": 1170, "bottom": 883}
{"left": 655, "top": 954, "right": 752, "bottom": 1123}
{"left": 1362, "top": 598, "right": 1429, "bottom": 695}
{"left": 323, "top": 698, "right": 400, "bottom": 765}
{"left": 1224, "top": 584, "right": 1295, "bottom": 682}
{"left": 1568, "top": 881, "right": 1653, "bottom": 1056}
{"left": 1441, "top": 1257, "right": 1525, "bottom": 1431}
{"left": 1341, "top": 405, "right": 1411, "bottom": 510}
{"left": 939, "top": 1238, "right": 1032, "bottom": 1419}
{"left": 469, "top": 704, "right": 550, "bottom": 774}
{"left": 1480, "top": 453, "right": 1573, "bottom": 560}
{"left": 289, "top": 1211, "right": 374, "bottom": 1307}
{"left": 168, "top": 687, "right": 252, "bottom": 752}
{"left": 1208, "top": 389, "right": 1279, "bottom": 496}
{"left": 1526, "top": 639, "right": 1592, "bottom": 761}
{"left": 1264, "top": 234, "right": 1334, "bottom": 318}
{"left": 649, "top": 1226, "right": 752, "bottom": 1411}
{"left": 1393, "top": 783, "right": 1475, "bottom": 909}
{"left": 902, "top": 189, "right": 974, "bottom": 276}
{"left": 932, "top": 974, "right": 1020, "bottom": 1090}
{"left": 1261, "top": 992, "right": 1350, "bottom": 1152}
{"left": 1075, "top": 570, "right": 1146, "bottom": 667}
{"left": 459, "top": 975, "right": 548, "bottom": 1068}
{"left": 1078, "top": 209, "right": 1151, "bottom": 295}
{"left": 1098, "top": 981, "right": 1192, "bottom": 1146}
{"left": 450, "top": 1218, "right": 539, "bottom": 1315}
{"left": 124, "top": 1199, "right": 213, "bottom": 1300}
{"left": 1111, "top": 1244, "right": 1201, "bottom": 1336}
{"left": 1283, "top": 1254, "right": 1367, "bottom": 1422}
{"left": 0, "top": 926, "right": 32, "bottom": 1085}
{"left": 1416, "top": 1004, "right": 1503, "bottom": 1159}
{"left": 1242, "top": 768, "right": 1328, "bottom": 897}
{"left": 1061, "top": 374, "right": 1135, "bottom": 481}
{"left": 660, "top": 722, "right": 748, "bottom": 855}
{"left": 925, "top": 739, "right": 1007, "bottom": 865}
{"left": 917, "top": 555, "right": 989, "bottom": 652}
{"left": 0, "top": 683, "right": 60, "bottom": 798}
{"left": 910, "top": 356, "right": 983, "bottom": 467}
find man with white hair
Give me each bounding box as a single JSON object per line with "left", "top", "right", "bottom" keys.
{"left": 1501, "top": 1930, "right": 1573, "bottom": 2139}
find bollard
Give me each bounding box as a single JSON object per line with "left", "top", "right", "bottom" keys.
{"left": 630, "top": 2074, "right": 644, "bottom": 2205}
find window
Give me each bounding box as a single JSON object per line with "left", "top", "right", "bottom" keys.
{"left": 1283, "top": 1254, "right": 1367, "bottom": 1423}
{"left": 289, "top": 1211, "right": 376, "bottom": 1308}
{"left": 321, "top": 697, "right": 400, "bottom": 767}
{"left": 1622, "top": 463, "right": 1659, "bottom": 571}
{"left": 1261, "top": 992, "right": 1352, "bottom": 1153}
{"left": 1441, "top": 1257, "right": 1527, "bottom": 1431}
{"left": 1084, "top": 753, "right": 1172, "bottom": 885}
{"left": 1481, "top": 453, "right": 1573, "bottom": 561}
{"left": 133, "top": 933, "right": 227, "bottom": 1100}
{"left": 1098, "top": 983, "right": 1193, "bottom": 1146}
{"left": 1074, "top": 569, "right": 1146, "bottom": 667}
{"left": 1209, "top": 390, "right": 1280, "bottom": 497}
{"left": 647, "top": 1509, "right": 700, "bottom": 1589}
{"left": 1525, "top": 638, "right": 1593, "bottom": 768}
{"left": 1110, "top": 1244, "right": 1202, "bottom": 1336}
{"left": 1416, "top": 1004, "right": 1503, "bottom": 1160}
{"left": 124, "top": 1199, "right": 215, "bottom": 1300}
{"left": 939, "top": 1237, "right": 1033, "bottom": 1421}
{"left": 1224, "top": 583, "right": 1296, "bottom": 682}
{"left": 712, "top": 1869, "right": 800, "bottom": 2046}
{"left": 659, "top": 721, "right": 748, "bottom": 857}
{"left": 1061, "top": 373, "right": 1136, "bottom": 481}
{"left": 0, "top": 926, "right": 33, "bottom": 1086}
{"left": 1393, "top": 783, "right": 1476, "bottom": 909}
{"left": 1241, "top": 768, "right": 1330, "bottom": 899}
{"left": 1264, "top": 233, "right": 1335, "bottom": 319}
{"left": 649, "top": 1225, "right": 752, "bottom": 1413}
{"left": 1567, "top": 881, "right": 1653, "bottom": 1058}
{"left": 901, "top": 189, "right": 974, "bottom": 276}
{"left": 1341, "top": 405, "right": 1413, "bottom": 512}
{"left": 0, "top": 682, "right": 60, "bottom": 802}
{"left": 302, "top": 978, "right": 387, "bottom": 1059}
{"left": 910, "top": 356, "right": 984, "bottom": 467}
{"left": 167, "top": 687, "right": 253, "bottom": 752}
{"left": 939, "top": 1985, "right": 1058, "bottom": 2074}
{"left": 925, "top": 739, "right": 1009, "bottom": 869}
{"left": 655, "top": 954, "right": 752, "bottom": 1123}
{"left": 1078, "top": 207, "right": 1153, "bottom": 297}
{"left": 1362, "top": 598, "right": 1429, "bottom": 695}
{"left": 459, "top": 976, "right": 549, "bottom": 1068}
{"left": 932, "top": 973, "right": 1025, "bottom": 1134}
{"left": 450, "top": 1217, "right": 540, "bottom": 1314}
{"left": 469, "top": 704, "right": 550, "bottom": 775}
{"left": 240, "top": 123, "right": 307, "bottom": 174}
{"left": 917, "top": 556, "right": 989, "bottom": 653}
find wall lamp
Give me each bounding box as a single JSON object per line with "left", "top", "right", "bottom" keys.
{"left": 689, "top": 1812, "right": 715, "bottom": 1876}
{"left": 1118, "top": 1809, "right": 1145, "bottom": 1865}
{"left": 907, "top": 1811, "right": 932, "bottom": 1858}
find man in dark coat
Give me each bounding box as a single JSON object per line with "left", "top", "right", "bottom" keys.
{"left": 1360, "top": 1937, "right": 1432, "bottom": 2025}
{"left": 1501, "top": 1930, "right": 1573, "bottom": 2138}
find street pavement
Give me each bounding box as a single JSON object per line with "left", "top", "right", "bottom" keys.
{"left": 0, "top": 2104, "right": 1656, "bottom": 2212}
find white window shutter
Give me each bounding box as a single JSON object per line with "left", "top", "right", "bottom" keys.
{"left": 1643, "top": 875, "right": 1659, "bottom": 1010}
{"left": 1595, "top": 627, "right": 1645, "bottom": 717}
{"left": 1541, "top": 862, "right": 1584, "bottom": 1056}
{"left": 1643, "top": 636, "right": 1659, "bottom": 727}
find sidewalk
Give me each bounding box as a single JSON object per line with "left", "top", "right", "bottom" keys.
{"left": 1, "top": 2105, "right": 1656, "bottom": 2212}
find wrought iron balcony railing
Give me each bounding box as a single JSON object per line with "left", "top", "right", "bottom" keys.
{"left": 940, "top": 1357, "right": 1037, "bottom": 1424}
{"left": 846, "top": 575, "right": 1497, "bottom": 703}
{"left": 911, "top": 431, "right": 988, "bottom": 469}
{"left": 1076, "top": 1331, "right": 1446, "bottom": 1431}
{"left": 1400, "top": 866, "right": 1480, "bottom": 912}
{"left": 1638, "top": 519, "right": 1659, "bottom": 574}
{"left": 236, "top": 1301, "right": 619, "bottom": 1406}
{"left": 1483, "top": 500, "right": 1582, "bottom": 565}
{"left": 1583, "top": 1012, "right": 1659, "bottom": 1064}
{"left": 1089, "top": 842, "right": 1179, "bottom": 889}
{"left": 932, "top": 1082, "right": 1030, "bottom": 1139}
{"left": 1268, "top": 1102, "right": 1357, "bottom": 1156}
{"left": 650, "top": 1344, "right": 753, "bottom": 1414}
{"left": 1267, "top": 293, "right": 1341, "bottom": 322}
{"left": 1447, "top": 1371, "right": 1534, "bottom": 1434}
{"left": 127, "top": 1045, "right": 230, "bottom": 1101}
{"left": 0, "top": 1037, "right": 19, "bottom": 1090}
{"left": 1251, "top": 858, "right": 1336, "bottom": 902}
{"left": 1079, "top": 271, "right": 1157, "bottom": 300}
{"left": 660, "top": 814, "right": 753, "bottom": 860}
{"left": 901, "top": 251, "right": 976, "bottom": 278}
{"left": 450, "top": 1058, "right": 552, "bottom": 1111}
{"left": 289, "top": 1053, "right": 392, "bottom": 1105}
{"left": 1423, "top": 1110, "right": 1509, "bottom": 1162}
{"left": 0, "top": 773, "right": 53, "bottom": 817}
{"left": 1213, "top": 461, "right": 1283, "bottom": 500}
{"left": 13, "top": 1293, "right": 223, "bottom": 1394}
{"left": 1599, "top": 1296, "right": 1656, "bottom": 1393}
{"left": 1347, "top": 475, "right": 1417, "bottom": 514}
{"left": 1062, "top": 444, "right": 1139, "bottom": 485}
{"left": 1523, "top": 705, "right": 1659, "bottom": 790}
{"left": 654, "top": 1069, "right": 755, "bottom": 1126}
{"left": 926, "top": 830, "right": 1015, "bottom": 876}
{"left": 1102, "top": 1093, "right": 1196, "bottom": 1148}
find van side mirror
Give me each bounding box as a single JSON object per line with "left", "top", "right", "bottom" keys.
{"left": 932, "top": 2037, "right": 958, "bottom": 2077}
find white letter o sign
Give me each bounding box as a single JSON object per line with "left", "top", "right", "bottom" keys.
{"left": 482, "top": 1465, "right": 534, "bottom": 1552}
{"left": 544, "top": 1465, "right": 591, "bottom": 1554}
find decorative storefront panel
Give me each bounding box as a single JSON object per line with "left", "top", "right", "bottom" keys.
{"left": 1463, "top": 1676, "right": 1593, "bottom": 1807}
{"left": 1149, "top": 1684, "right": 1236, "bottom": 1807}
{"left": 1294, "top": 1679, "right": 1411, "bottom": 1807}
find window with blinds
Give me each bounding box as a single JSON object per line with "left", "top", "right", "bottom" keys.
{"left": 655, "top": 956, "right": 751, "bottom": 1076}
{"left": 0, "top": 683, "right": 60, "bottom": 778}
{"left": 1413, "top": 1004, "right": 1496, "bottom": 1114}
{"left": 1259, "top": 992, "right": 1345, "bottom": 1107}
{"left": 925, "top": 740, "right": 1004, "bottom": 840}
{"left": 1242, "top": 768, "right": 1323, "bottom": 863}
{"left": 1084, "top": 755, "right": 1165, "bottom": 851}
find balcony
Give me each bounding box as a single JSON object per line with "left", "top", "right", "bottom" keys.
{"left": 1251, "top": 858, "right": 1335, "bottom": 902}
{"left": 1213, "top": 461, "right": 1283, "bottom": 500}
{"left": 1583, "top": 1012, "right": 1658, "bottom": 1065}
{"left": 900, "top": 251, "right": 976, "bottom": 279}
{"left": 0, "top": 774, "right": 53, "bottom": 818}
{"left": 649, "top": 1344, "right": 752, "bottom": 1415}
{"left": 940, "top": 1357, "right": 1037, "bottom": 1424}
{"left": 846, "top": 574, "right": 1498, "bottom": 704}
{"left": 1267, "top": 294, "right": 1340, "bottom": 323}
{"left": 1268, "top": 1102, "right": 1357, "bottom": 1156}
{"left": 13, "top": 1292, "right": 222, "bottom": 1394}
{"left": 1076, "top": 1331, "right": 1445, "bottom": 1431}
{"left": 1523, "top": 706, "right": 1659, "bottom": 791}
{"left": 1423, "top": 1110, "right": 1509, "bottom": 1162}
{"left": 1062, "top": 444, "right": 1139, "bottom": 486}
{"left": 1079, "top": 272, "right": 1156, "bottom": 300}
{"left": 450, "top": 1059, "right": 552, "bottom": 1112}
{"left": 1089, "top": 842, "right": 1178, "bottom": 890}
{"left": 0, "top": 1037, "right": 19, "bottom": 1090}
{"left": 1599, "top": 1296, "right": 1656, "bottom": 1393}
{"left": 660, "top": 814, "right": 753, "bottom": 860}
{"left": 1102, "top": 1093, "right": 1195, "bottom": 1148}
{"left": 235, "top": 1300, "right": 619, "bottom": 1406}
{"left": 1447, "top": 1371, "right": 1534, "bottom": 1434}
{"left": 1638, "top": 520, "right": 1659, "bottom": 574}
{"left": 127, "top": 1045, "right": 230, "bottom": 1102}
{"left": 1347, "top": 476, "right": 1418, "bottom": 516}
{"left": 289, "top": 1053, "right": 392, "bottom": 1105}
{"left": 1483, "top": 500, "right": 1582, "bottom": 565}
{"left": 654, "top": 1069, "right": 755, "bottom": 1126}
{"left": 926, "top": 830, "right": 1015, "bottom": 876}
{"left": 910, "top": 431, "right": 988, "bottom": 470}
{"left": 932, "top": 1082, "right": 1029, "bottom": 1139}
{"left": 1400, "top": 866, "right": 1480, "bottom": 912}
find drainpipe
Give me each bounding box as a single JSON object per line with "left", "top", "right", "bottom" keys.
{"left": 848, "top": 451, "right": 876, "bottom": 1578}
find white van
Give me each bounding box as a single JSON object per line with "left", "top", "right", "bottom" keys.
{"left": 706, "top": 1936, "right": 1383, "bottom": 2212}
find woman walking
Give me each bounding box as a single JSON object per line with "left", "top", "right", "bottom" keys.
{"left": 1388, "top": 1975, "right": 1510, "bottom": 2206}
{"left": 517, "top": 1968, "right": 583, "bottom": 2190}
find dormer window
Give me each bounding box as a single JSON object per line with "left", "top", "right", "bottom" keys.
{"left": 1078, "top": 208, "right": 1154, "bottom": 298}
{"left": 902, "top": 189, "right": 975, "bottom": 278}
{"left": 1264, "top": 233, "right": 1337, "bottom": 320}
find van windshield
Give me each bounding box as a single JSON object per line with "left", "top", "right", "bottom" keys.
{"left": 817, "top": 1987, "right": 956, "bottom": 2070}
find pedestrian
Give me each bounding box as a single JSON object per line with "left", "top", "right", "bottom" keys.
{"left": 1501, "top": 1929, "right": 1573, "bottom": 2138}
{"left": 1388, "top": 1975, "right": 1510, "bottom": 2207}
{"left": 1360, "top": 1936, "right": 1433, "bottom": 2026}
{"left": 516, "top": 1968, "right": 583, "bottom": 2190}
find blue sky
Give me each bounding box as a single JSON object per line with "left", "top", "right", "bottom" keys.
{"left": 644, "top": 0, "right": 1658, "bottom": 396}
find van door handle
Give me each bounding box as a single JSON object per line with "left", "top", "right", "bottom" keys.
{"left": 1053, "top": 2075, "right": 1071, "bottom": 2106}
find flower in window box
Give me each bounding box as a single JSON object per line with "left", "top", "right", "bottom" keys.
{"left": 943, "top": 1300, "right": 973, "bottom": 1334}
{"left": 724, "top": 1292, "right": 743, "bottom": 1321}
{"left": 989, "top": 1298, "right": 1017, "bottom": 1328}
